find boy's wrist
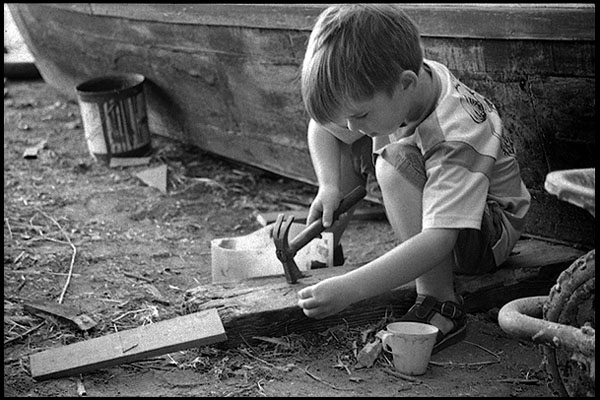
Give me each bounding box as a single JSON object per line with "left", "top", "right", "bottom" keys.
{"left": 317, "top": 185, "right": 343, "bottom": 204}
{"left": 318, "top": 183, "right": 340, "bottom": 194}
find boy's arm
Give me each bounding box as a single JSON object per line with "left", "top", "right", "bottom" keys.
{"left": 307, "top": 119, "right": 342, "bottom": 193}
{"left": 306, "top": 119, "right": 346, "bottom": 227}
{"left": 297, "top": 227, "right": 458, "bottom": 319}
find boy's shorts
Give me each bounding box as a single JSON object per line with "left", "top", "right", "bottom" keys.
{"left": 351, "top": 136, "right": 503, "bottom": 275}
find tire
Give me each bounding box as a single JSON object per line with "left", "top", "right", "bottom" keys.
{"left": 542, "top": 249, "right": 595, "bottom": 397}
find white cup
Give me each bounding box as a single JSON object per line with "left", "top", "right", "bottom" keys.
{"left": 379, "top": 321, "right": 439, "bottom": 375}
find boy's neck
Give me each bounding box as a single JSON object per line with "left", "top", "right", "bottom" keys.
{"left": 405, "top": 63, "right": 440, "bottom": 127}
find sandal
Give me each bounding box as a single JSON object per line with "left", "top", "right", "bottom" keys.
{"left": 399, "top": 294, "right": 467, "bottom": 354}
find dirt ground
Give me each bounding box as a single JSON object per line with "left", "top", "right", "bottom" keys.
{"left": 4, "top": 78, "right": 555, "bottom": 397}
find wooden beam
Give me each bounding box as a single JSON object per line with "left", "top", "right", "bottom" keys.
{"left": 29, "top": 309, "right": 226, "bottom": 381}
{"left": 45, "top": 4, "right": 596, "bottom": 41}
{"left": 183, "top": 238, "right": 585, "bottom": 348}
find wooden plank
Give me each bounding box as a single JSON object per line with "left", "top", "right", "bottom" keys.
{"left": 183, "top": 239, "right": 585, "bottom": 348}
{"left": 454, "top": 238, "right": 587, "bottom": 309}
{"left": 46, "top": 4, "right": 596, "bottom": 41}
{"left": 109, "top": 156, "right": 151, "bottom": 168}
{"left": 29, "top": 309, "right": 226, "bottom": 380}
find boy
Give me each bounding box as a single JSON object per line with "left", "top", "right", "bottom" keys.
{"left": 297, "top": 4, "right": 531, "bottom": 353}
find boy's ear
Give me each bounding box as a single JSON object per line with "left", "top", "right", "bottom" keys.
{"left": 398, "top": 70, "right": 419, "bottom": 91}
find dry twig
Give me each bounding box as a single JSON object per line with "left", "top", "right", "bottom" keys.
{"left": 3, "top": 321, "right": 46, "bottom": 345}
{"left": 380, "top": 353, "right": 428, "bottom": 384}
{"left": 382, "top": 366, "right": 423, "bottom": 383}
{"left": 123, "top": 272, "right": 154, "bottom": 283}
{"left": 224, "top": 383, "right": 255, "bottom": 397}
{"left": 303, "top": 366, "right": 353, "bottom": 391}
{"left": 428, "top": 360, "right": 498, "bottom": 368}
{"left": 111, "top": 307, "right": 155, "bottom": 323}
{"left": 35, "top": 210, "right": 77, "bottom": 304}
{"left": 5, "top": 217, "right": 13, "bottom": 240}
{"left": 14, "top": 251, "right": 26, "bottom": 264}
{"left": 498, "top": 378, "right": 540, "bottom": 385}
{"left": 464, "top": 340, "right": 501, "bottom": 359}
{"left": 333, "top": 354, "right": 352, "bottom": 375}
{"left": 237, "top": 347, "right": 276, "bottom": 368}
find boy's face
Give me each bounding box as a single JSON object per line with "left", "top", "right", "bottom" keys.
{"left": 333, "top": 82, "right": 412, "bottom": 138}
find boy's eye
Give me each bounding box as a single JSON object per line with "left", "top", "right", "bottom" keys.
{"left": 354, "top": 113, "right": 368, "bottom": 120}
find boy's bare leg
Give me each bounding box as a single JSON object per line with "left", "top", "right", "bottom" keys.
{"left": 375, "top": 156, "right": 458, "bottom": 333}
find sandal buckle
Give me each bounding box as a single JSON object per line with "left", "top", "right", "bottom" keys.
{"left": 440, "top": 302, "right": 458, "bottom": 319}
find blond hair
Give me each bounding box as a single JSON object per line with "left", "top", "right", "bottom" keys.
{"left": 301, "top": 4, "right": 423, "bottom": 124}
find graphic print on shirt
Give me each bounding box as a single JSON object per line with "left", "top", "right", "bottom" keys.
{"left": 449, "top": 73, "right": 516, "bottom": 157}
{"left": 451, "top": 75, "right": 496, "bottom": 124}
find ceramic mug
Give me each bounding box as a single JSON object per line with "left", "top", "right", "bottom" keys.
{"left": 379, "top": 321, "right": 439, "bottom": 375}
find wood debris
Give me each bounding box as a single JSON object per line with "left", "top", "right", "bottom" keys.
{"left": 143, "top": 284, "right": 170, "bottom": 305}
{"left": 498, "top": 378, "right": 540, "bottom": 385}
{"left": 29, "top": 308, "right": 226, "bottom": 380}
{"left": 23, "top": 300, "right": 97, "bottom": 332}
{"left": 252, "top": 336, "right": 292, "bottom": 349}
{"left": 76, "top": 376, "right": 86, "bottom": 396}
{"left": 135, "top": 164, "right": 167, "bottom": 194}
{"left": 23, "top": 139, "right": 47, "bottom": 159}
{"left": 109, "top": 156, "right": 152, "bottom": 168}
{"left": 355, "top": 339, "right": 382, "bottom": 369}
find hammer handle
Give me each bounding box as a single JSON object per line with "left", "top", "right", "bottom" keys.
{"left": 288, "top": 186, "right": 367, "bottom": 254}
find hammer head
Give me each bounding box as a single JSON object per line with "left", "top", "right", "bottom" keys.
{"left": 273, "top": 214, "right": 305, "bottom": 284}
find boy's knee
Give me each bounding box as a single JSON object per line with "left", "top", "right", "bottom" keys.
{"left": 375, "top": 156, "right": 400, "bottom": 190}
{"left": 375, "top": 145, "right": 426, "bottom": 190}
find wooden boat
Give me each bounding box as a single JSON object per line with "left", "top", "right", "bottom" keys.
{"left": 7, "top": 3, "right": 595, "bottom": 245}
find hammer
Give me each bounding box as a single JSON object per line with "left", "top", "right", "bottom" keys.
{"left": 273, "top": 186, "right": 367, "bottom": 284}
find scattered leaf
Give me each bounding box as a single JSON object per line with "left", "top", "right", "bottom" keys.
{"left": 136, "top": 164, "right": 168, "bottom": 194}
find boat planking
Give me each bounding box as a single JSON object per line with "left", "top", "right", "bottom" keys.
{"left": 8, "top": 4, "right": 595, "bottom": 245}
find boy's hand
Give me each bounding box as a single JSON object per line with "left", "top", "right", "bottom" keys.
{"left": 297, "top": 275, "right": 353, "bottom": 319}
{"left": 307, "top": 186, "right": 342, "bottom": 228}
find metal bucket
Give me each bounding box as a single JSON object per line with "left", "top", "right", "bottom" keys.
{"left": 76, "top": 73, "right": 152, "bottom": 163}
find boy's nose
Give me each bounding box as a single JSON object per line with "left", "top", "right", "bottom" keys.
{"left": 346, "top": 119, "right": 363, "bottom": 134}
